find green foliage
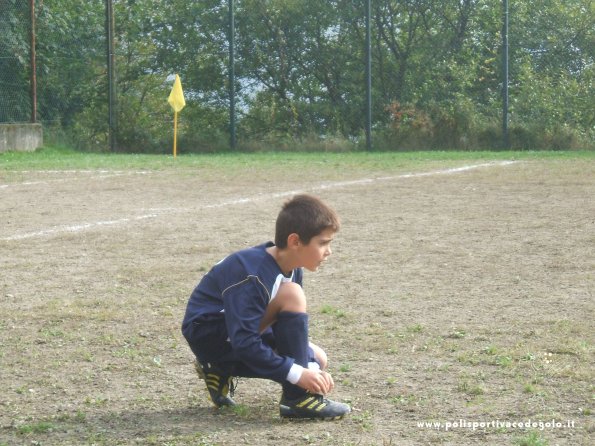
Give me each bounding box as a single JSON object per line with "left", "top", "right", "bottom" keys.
{"left": 1, "top": 0, "right": 593, "bottom": 151}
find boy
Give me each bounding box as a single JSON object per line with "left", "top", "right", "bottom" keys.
{"left": 181, "top": 194, "right": 351, "bottom": 420}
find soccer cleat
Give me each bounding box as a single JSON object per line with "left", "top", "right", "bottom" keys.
{"left": 193, "top": 360, "right": 236, "bottom": 408}
{"left": 279, "top": 393, "right": 351, "bottom": 420}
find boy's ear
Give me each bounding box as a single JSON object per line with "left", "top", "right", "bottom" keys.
{"left": 287, "top": 233, "right": 301, "bottom": 248}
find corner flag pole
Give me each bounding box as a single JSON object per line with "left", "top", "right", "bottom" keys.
{"left": 168, "top": 74, "right": 186, "bottom": 158}
{"left": 173, "top": 111, "right": 178, "bottom": 158}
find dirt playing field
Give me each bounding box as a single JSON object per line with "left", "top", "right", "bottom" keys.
{"left": 1, "top": 156, "right": 593, "bottom": 445}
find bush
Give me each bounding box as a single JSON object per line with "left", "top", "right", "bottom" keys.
{"left": 238, "top": 132, "right": 356, "bottom": 153}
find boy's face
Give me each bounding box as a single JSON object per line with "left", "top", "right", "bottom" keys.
{"left": 298, "top": 228, "right": 335, "bottom": 272}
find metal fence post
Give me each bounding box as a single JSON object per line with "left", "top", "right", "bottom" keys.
{"left": 502, "top": 0, "right": 509, "bottom": 149}
{"left": 105, "top": 0, "right": 117, "bottom": 151}
{"left": 30, "top": 0, "right": 37, "bottom": 124}
{"left": 228, "top": 0, "right": 236, "bottom": 150}
{"left": 365, "top": 0, "right": 372, "bottom": 151}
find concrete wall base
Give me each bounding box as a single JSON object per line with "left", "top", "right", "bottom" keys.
{"left": 0, "top": 124, "right": 43, "bottom": 153}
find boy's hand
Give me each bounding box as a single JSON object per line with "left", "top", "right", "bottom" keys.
{"left": 297, "top": 369, "right": 335, "bottom": 395}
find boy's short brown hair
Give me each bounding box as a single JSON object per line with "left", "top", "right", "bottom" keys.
{"left": 274, "top": 194, "right": 340, "bottom": 248}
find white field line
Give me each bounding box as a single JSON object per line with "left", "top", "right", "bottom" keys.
{"left": 1, "top": 160, "right": 517, "bottom": 242}
{"left": 0, "top": 170, "right": 153, "bottom": 189}
{"left": 3, "top": 214, "right": 160, "bottom": 241}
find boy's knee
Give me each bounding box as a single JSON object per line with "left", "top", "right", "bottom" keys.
{"left": 275, "top": 282, "right": 307, "bottom": 313}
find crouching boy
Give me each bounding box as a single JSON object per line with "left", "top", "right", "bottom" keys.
{"left": 181, "top": 194, "right": 350, "bottom": 420}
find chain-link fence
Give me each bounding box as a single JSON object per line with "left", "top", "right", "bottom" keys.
{"left": 1, "top": 1, "right": 232, "bottom": 151}
{"left": 0, "top": 0, "right": 32, "bottom": 123}
{"left": 1, "top": 0, "right": 108, "bottom": 142}
{"left": 2, "top": 1, "right": 593, "bottom": 151}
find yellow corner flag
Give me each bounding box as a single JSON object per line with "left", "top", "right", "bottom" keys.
{"left": 168, "top": 74, "right": 185, "bottom": 112}
{"left": 168, "top": 74, "right": 185, "bottom": 157}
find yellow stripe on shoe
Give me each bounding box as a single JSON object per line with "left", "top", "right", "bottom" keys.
{"left": 297, "top": 397, "right": 316, "bottom": 408}
{"left": 307, "top": 400, "right": 327, "bottom": 410}
{"left": 193, "top": 361, "right": 237, "bottom": 408}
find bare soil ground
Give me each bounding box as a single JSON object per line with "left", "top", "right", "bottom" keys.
{"left": 1, "top": 157, "right": 593, "bottom": 445}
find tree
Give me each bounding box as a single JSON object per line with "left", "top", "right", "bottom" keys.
{"left": 10, "top": 0, "right": 592, "bottom": 150}
{"left": 510, "top": 0, "right": 594, "bottom": 140}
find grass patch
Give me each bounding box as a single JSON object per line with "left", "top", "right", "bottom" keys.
{"left": 457, "top": 380, "right": 485, "bottom": 396}
{"left": 227, "top": 404, "right": 250, "bottom": 417}
{"left": 352, "top": 410, "right": 374, "bottom": 432}
{"left": 338, "top": 363, "right": 352, "bottom": 373}
{"left": 514, "top": 430, "right": 549, "bottom": 446}
{"left": 320, "top": 305, "right": 346, "bottom": 318}
{"left": 406, "top": 323, "right": 424, "bottom": 333}
{"left": 448, "top": 328, "right": 467, "bottom": 339}
{"left": 2, "top": 145, "right": 594, "bottom": 172}
{"left": 17, "top": 421, "right": 56, "bottom": 435}
{"left": 391, "top": 393, "right": 422, "bottom": 407}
